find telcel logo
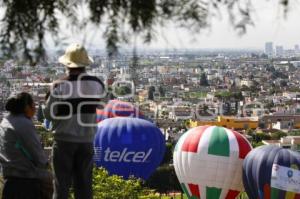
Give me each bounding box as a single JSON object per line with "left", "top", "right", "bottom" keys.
{"left": 104, "top": 147, "right": 152, "bottom": 163}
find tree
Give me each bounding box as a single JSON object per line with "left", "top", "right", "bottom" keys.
{"left": 161, "top": 142, "right": 174, "bottom": 165}
{"left": 0, "top": 0, "right": 289, "bottom": 63}
{"left": 280, "top": 80, "right": 288, "bottom": 87}
{"left": 145, "top": 165, "right": 182, "bottom": 195}
{"left": 71, "top": 168, "right": 159, "bottom": 199}
{"left": 199, "top": 73, "right": 209, "bottom": 86}
{"left": 37, "top": 104, "right": 45, "bottom": 123}
{"left": 35, "top": 125, "right": 54, "bottom": 147}
{"left": 289, "top": 131, "right": 300, "bottom": 136}
{"left": 158, "top": 86, "right": 165, "bottom": 97}
{"left": 270, "top": 131, "right": 287, "bottom": 140}
{"left": 232, "top": 91, "right": 243, "bottom": 114}
{"left": 115, "top": 86, "right": 132, "bottom": 96}
{"left": 148, "top": 86, "right": 155, "bottom": 100}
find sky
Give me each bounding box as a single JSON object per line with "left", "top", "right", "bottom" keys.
{"left": 142, "top": 0, "right": 300, "bottom": 50}
{"left": 1, "top": 0, "right": 300, "bottom": 51}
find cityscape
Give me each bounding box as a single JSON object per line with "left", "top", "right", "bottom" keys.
{"left": 1, "top": 42, "right": 300, "bottom": 150}
{"left": 1, "top": 0, "right": 300, "bottom": 198}
{"left": 1, "top": 41, "right": 300, "bottom": 198}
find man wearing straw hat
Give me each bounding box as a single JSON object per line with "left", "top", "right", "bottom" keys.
{"left": 44, "top": 43, "right": 105, "bottom": 199}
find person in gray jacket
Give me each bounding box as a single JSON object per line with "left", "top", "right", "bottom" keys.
{"left": 0, "top": 92, "right": 50, "bottom": 199}
{"left": 44, "top": 43, "right": 105, "bottom": 199}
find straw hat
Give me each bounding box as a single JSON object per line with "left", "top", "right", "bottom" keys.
{"left": 58, "top": 43, "right": 94, "bottom": 68}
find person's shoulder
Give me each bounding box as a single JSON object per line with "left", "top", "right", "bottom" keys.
{"left": 80, "top": 74, "right": 102, "bottom": 82}
{"left": 80, "top": 74, "right": 104, "bottom": 87}
{"left": 52, "top": 76, "right": 69, "bottom": 88}
{"left": 5, "top": 115, "right": 33, "bottom": 130}
{"left": 15, "top": 115, "right": 33, "bottom": 126}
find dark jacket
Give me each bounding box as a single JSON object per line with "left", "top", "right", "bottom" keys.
{"left": 0, "top": 114, "right": 49, "bottom": 179}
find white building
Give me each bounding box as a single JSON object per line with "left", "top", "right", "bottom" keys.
{"left": 263, "top": 136, "right": 300, "bottom": 152}
{"left": 265, "top": 42, "right": 274, "bottom": 57}
{"left": 275, "top": 46, "right": 284, "bottom": 57}
{"left": 240, "top": 79, "right": 254, "bottom": 87}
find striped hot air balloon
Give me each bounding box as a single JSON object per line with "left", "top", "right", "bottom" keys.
{"left": 173, "top": 125, "right": 252, "bottom": 199}
{"left": 96, "top": 100, "right": 147, "bottom": 122}
{"left": 243, "top": 145, "right": 300, "bottom": 199}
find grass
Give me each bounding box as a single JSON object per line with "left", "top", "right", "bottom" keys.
{"left": 188, "top": 92, "right": 207, "bottom": 98}
{"left": 161, "top": 194, "right": 187, "bottom": 199}
{"left": 160, "top": 192, "right": 249, "bottom": 199}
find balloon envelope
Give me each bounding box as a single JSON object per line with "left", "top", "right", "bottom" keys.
{"left": 94, "top": 117, "right": 165, "bottom": 180}
{"left": 243, "top": 145, "right": 300, "bottom": 199}
{"left": 43, "top": 119, "right": 52, "bottom": 131}
{"left": 96, "top": 100, "right": 147, "bottom": 122}
{"left": 173, "top": 125, "right": 252, "bottom": 199}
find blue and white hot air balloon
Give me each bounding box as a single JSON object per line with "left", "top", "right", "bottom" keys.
{"left": 243, "top": 145, "right": 300, "bottom": 199}
{"left": 94, "top": 117, "right": 165, "bottom": 180}
{"left": 43, "top": 119, "right": 52, "bottom": 131}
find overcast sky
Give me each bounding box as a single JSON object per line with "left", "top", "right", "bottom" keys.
{"left": 142, "top": 0, "right": 300, "bottom": 50}
{"left": 2, "top": 0, "right": 299, "bottom": 51}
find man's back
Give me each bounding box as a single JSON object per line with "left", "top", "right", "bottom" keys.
{"left": 44, "top": 73, "right": 105, "bottom": 143}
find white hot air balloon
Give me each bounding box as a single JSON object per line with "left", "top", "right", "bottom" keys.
{"left": 173, "top": 125, "right": 252, "bottom": 199}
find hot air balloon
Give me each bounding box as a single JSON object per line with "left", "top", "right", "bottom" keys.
{"left": 43, "top": 119, "right": 52, "bottom": 131}
{"left": 94, "top": 117, "right": 165, "bottom": 180}
{"left": 173, "top": 125, "right": 252, "bottom": 199}
{"left": 243, "top": 145, "right": 300, "bottom": 199}
{"left": 96, "top": 100, "right": 147, "bottom": 122}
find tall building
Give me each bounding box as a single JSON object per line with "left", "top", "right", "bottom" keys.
{"left": 295, "top": 45, "right": 299, "bottom": 53}
{"left": 265, "top": 42, "right": 273, "bottom": 57}
{"left": 275, "top": 46, "right": 284, "bottom": 57}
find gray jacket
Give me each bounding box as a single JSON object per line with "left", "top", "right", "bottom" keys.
{"left": 43, "top": 73, "right": 105, "bottom": 143}
{"left": 0, "top": 114, "right": 49, "bottom": 179}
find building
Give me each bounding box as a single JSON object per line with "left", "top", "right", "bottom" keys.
{"left": 189, "top": 116, "right": 258, "bottom": 130}
{"left": 265, "top": 42, "right": 274, "bottom": 57}
{"left": 275, "top": 46, "right": 284, "bottom": 57}
{"left": 240, "top": 79, "right": 254, "bottom": 87}
{"left": 262, "top": 136, "right": 300, "bottom": 152}
{"left": 295, "top": 44, "right": 299, "bottom": 53}
{"left": 272, "top": 121, "right": 294, "bottom": 131}
{"left": 260, "top": 114, "right": 300, "bottom": 129}
{"left": 169, "top": 106, "right": 193, "bottom": 121}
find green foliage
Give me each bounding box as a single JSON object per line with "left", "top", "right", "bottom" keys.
{"left": 92, "top": 168, "right": 158, "bottom": 199}
{"left": 37, "top": 104, "right": 45, "bottom": 123}
{"left": 189, "top": 92, "right": 207, "bottom": 98}
{"left": 35, "top": 125, "right": 54, "bottom": 147}
{"left": 271, "top": 70, "right": 288, "bottom": 79}
{"left": 252, "top": 141, "right": 264, "bottom": 148}
{"left": 270, "top": 131, "right": 287, "bottom": 140}
{"left": 0, "top": 0, "right": 60, "bottom": 63}
{"left": 249, "top": 130, "right": 287, "bottom": 148}
{"left": 161, "top": 142, "right": 174, "bottom": 165}
{"left": 159, "top": 86, "right": 165, "bottom": 97}
{"left": 253, "top": 133, "right": 271, "bottom": 142}
{"left": 214, "top": 91, "right": 243, "bottom": 101}
{"left": 199, "top": 73, "right": 209, "bottom": 86}
{"left": 289, "top": 131, "right": 300, "bottom": 136}
{"left": 146, "top": 165, "right": 181, "bottom": 194}
{"left": 148, "top": 86, "right": 155, "bottom": 100}
{"left": 0, "top": 0, "right": 263, "bottom": 62}
{"left": 280, "top": 80, "right": 288, "bottom": 87}
{"left": 245, "top": 128, "right": 254, "bottom": 136}
{"left": 115, "top": 86, "right": 132, "bottom": 96}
